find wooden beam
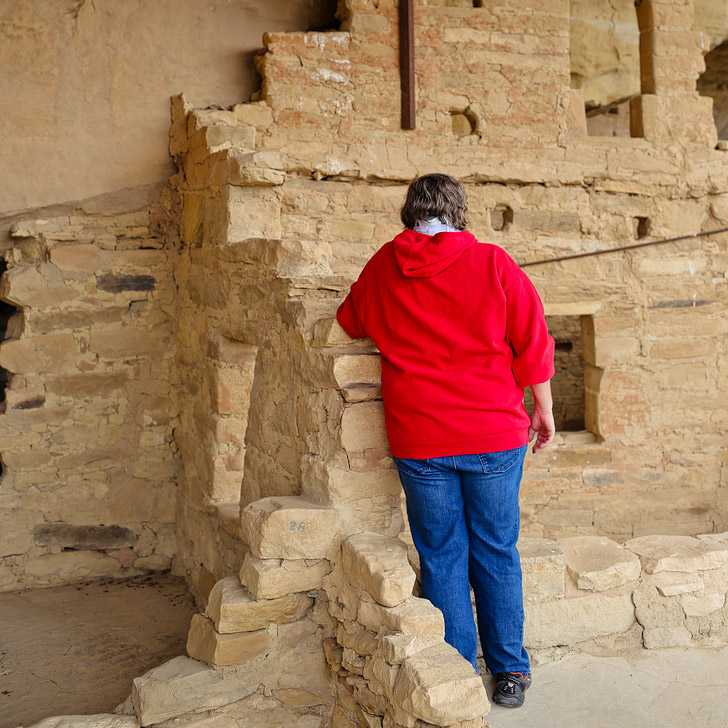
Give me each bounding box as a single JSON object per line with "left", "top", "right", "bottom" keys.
{"left": 399, "top": 0, "right": 415, "bottom": 129}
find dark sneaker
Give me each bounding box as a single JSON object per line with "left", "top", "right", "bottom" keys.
{"left": 492, "top": 672, "right": 532, "bottom": 708}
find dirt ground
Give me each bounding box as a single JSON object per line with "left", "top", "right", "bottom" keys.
{"left": 0, "top": 572, "right": 197, "bottom": 728}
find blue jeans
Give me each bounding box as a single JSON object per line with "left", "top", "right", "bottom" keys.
{"left": 393, "top": 446, "right": 529, "bottom": 676}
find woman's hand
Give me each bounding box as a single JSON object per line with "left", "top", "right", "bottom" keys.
{"left": 528, "top": 380, "right": 554, "bottom": 453}
{"left": 528, "top": 408, "right": 555, "bottom": 453}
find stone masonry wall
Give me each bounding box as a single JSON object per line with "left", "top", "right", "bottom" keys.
{"left": 0, "top": 208, "right": 178, "bottom": 591}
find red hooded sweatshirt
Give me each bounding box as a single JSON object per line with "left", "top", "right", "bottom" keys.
{"left": 336, "top": 229, "right": 555, "bottom": 459}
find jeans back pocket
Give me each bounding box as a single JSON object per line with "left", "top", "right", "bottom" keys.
{"left": 476, "top": 447, "right": 524, "bottom": 474}
{"left": 392, "top": 456, "right": 432, "bottom": 476}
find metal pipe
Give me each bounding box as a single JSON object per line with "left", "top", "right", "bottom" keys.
{"left": 519, "top": 227, "right": 728, "bottom": 268}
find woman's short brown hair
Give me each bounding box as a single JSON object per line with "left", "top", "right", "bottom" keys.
{"left": 400, "top": 173, "right": 468, "bottom": 230}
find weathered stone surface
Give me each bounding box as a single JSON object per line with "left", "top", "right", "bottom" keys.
{"left": 276, "top": 619, "right": 334, "bottom": 707}
{"left": 24, "top": 551, "right": 129, "bottom": 587}
{"left": 90, "top": 327, "right": 170, "bottom": 358}
{"left": 332, "top": 354, "right": 381, "bottom": 388}
{"left": 650, "top": 572, "right": 704, "bottom": 597}
{"left": 186, "top": 613, "right": 269, "bottom": 666}
{"left": 642, "top": 626, "right": 693, "bottom": 649}
{"left": 241, "top": 496, "right": 340, "bottom": 559}
{"left": 363, "top": 655, "right": 400, "bottom": 700}
{"left": 625, "top": 535, "right": 728, "bottom": 573}
{"left": 131, "top": 656, "right": 256, "bottom": 725}
{"left": 303, "top": 458, "right": 401, "bottom": 505}
{"left": 0, "top": 333, "right": 78, "bottom": 375}
{"left": 680, "top": 592, "right": 726, "bottom": 617}
{"left": 239, "top": 552, "right": 331, "bottom": 600}
{"left": 524, "top": 593, "right": 636, "bottom": 649}
{"left": 379, "top": 634, "right": 444, "bottom": 665}
{"left": 392, "top": 643, "right": 489, "bottom": 726}
{"left": 342, "top": 531, "right": 415, "bottom": 607}
{"left": 340, "top": 402, "right": 389, "bottom": 452}
{"left": 518, "top": 538, "right": 566, "bottom": 602}
{"left": 205, "top": 575, "right": 313, "bottom": 633}
{"left": 33, "top": 523, "right": 137, "bottom": 550}
{"left": 313, "top": 318, "right": 372, "bottom": 347}
{"left": 358, "top": 596, "right": 445, "bottom": 638}
{"left": 49, "top": 244, "right": 101, "bottom": 274}
{"left": 632, "top": 583, "right": 686, "bottom": 630}
{"left": 337, "top": 622, "right": 378, "bottom": 657}
{"left": 558, "top": 536, "right": 641, "bottom": 591}
{"left": 28, "top": 715, "right": 139, "bottom": 728}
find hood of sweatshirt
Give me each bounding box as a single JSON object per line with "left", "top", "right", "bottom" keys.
{"left": 393, "top": 228, "right": 477, "bottom": 278}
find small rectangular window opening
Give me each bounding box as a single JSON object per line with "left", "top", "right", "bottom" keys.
{"left": 524, "top": 314, "right": 592, "bottom": 432}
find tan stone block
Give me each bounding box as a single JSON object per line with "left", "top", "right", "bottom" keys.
{"left": 239, "top": 552, "right": 331, "bottom": 600}
{"left": 227, "top": 186, "right": 281, "bottom": 240}
{"left": 205, "top": 575, "right": 313, "bottom": 633}
{"left": 391, "top": 644, "right": 489, "bottom": 726}
{"left": 357, "top": 596, "right": 445, "bottom": 638}
{"left": 524, "top": 593, "right": 636, "bottom": 649}
{"left": 342, "top": 532, "right": 415, "bottom": 607}
{"left": 557, "top": 536, "right": 641, "bottom": 592}
{"left": 650, "top": 572, "right": 704, "bottom": 597}
{"left": 625, "top": 535, "right": 728, "bottom": 573}
{"left": 336, "top": 622, "right": 378, "bottom": 657}
{"left": 241, "top": 496, "right": 340, "bottom": 559}
{"left": 330, "top": 219, "right": 376, "bottom": 241}
{"left": 186, "top": 613, "right": 268, "bottom": 666}
{"left": 518, "top": 538, "right": 566, "bottom": 602}
{"left": 28, "top": 715, "right": 139, "bottom": 728}
{"left": 303, "top": 458, "right": 400, "bottom": 505}
{"left": 631, "top": 583, "right": 685, "bottom": 630}
{"left": 363, "top": 655, "right": 400, "bottom": 700}
{"left": 0, "top": 333, "right": 78, "bottom": 374}
{"left": 341, "top": 402, "right": 388, "bottom": 452}
{"left": 332, "top": 354, "right": 381, "bottom": 388}
{"left": 213, "top": 365, "right": 255, "bottom": 415}
{"left": 90, "top": 327, "right": 170, "bottom": 359}
{"left": 46, "top": 373, "right": 129, "bottom": 398}
{"left": 642, "top": 626, "right": 693, "bottom": 649}
{"left": 50, "top": 244, "right": 100, "bottom": 274}
{"left": 132, "top": 655, "right": 256, "bottom": 725}
{"left": 313, "top": 317, "right": 374, "bottom": 347}
{"left": 276, "top": 619, "right": 334, "bottom": 706}
{"left": 0, "top": 265, "right": 77, "bottom": 308}
{"left": 378, "top": 634, "right": 445, "bottom": 666}
{"left": 233, "top": 101, "right": 274, "bottom": 129}
{"left": 324, "top": 564, "right": 362, "bottom": 622}
{"left": 680, "top": 592, "right": 725, "bottom": 618}
{"left": 343, "top": 385, "right": 382, "bottom": 402}
{"left": 24, "top": 551, "right": 128, "bottom": 587}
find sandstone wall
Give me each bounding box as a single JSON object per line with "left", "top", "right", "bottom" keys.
{"left": 0, "top": 207, "right": 178, "bottom": 591}
{"left": 0, "top": 0, "right": 336, "bottom": 215}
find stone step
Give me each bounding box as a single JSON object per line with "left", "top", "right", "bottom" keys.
{"left": 206, "top": 574, "right": 313, "bottom": 633}
{"left": 241, "top": 496, "right": 340, "bottom": 560}
{"left": 186, "top": 613, "right": 269, "bottom": 666}
{"left": 131, "top": 656, "right": 258, "bottom": 726}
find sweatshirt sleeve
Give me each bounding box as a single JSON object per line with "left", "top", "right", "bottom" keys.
{"left": 500, "top": 252, "right": 555, "bottom": 388}
{"left": 336, "top": 278, "right": 369, "bottom": 339}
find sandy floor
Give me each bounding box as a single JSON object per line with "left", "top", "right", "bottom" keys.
{"left": 486, "top": 646, "right": 728, "bottom": 728}
{"left": 3, "top": 575, "right": 728, "bottom": 728}
{"left": 0, "top": 573, "right": 197, "bottom": 728}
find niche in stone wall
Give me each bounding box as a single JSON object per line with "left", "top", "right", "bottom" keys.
{"left": 697, "top": 40, "right": 728, "bottom": 141}
{"left": 0, "top": 261, "right": 21, "bottom": 411}
{"left": 524, "top": 314, "right": 592, "bottom": 432}
{"left": 569, "top": 0, "right": 641, "bottom": 137}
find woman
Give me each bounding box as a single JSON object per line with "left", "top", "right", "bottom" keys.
{"left": 336, "top": 173, "right": 555, "bottom": 709}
